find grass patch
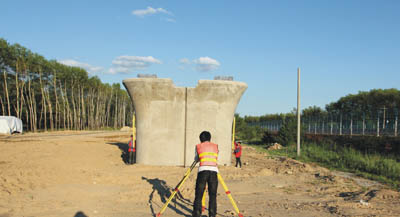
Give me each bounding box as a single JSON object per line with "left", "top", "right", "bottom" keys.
{"left": 249, "top": 143, "right": 400, "bottom": 189}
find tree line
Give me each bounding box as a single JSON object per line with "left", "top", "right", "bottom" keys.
{"left": 240, "top": 88, "right": 400, "bottom": 124}
{"left": 235, "top": 88, "right": 400, "bottom": 143}
{"left": 0, "top": 38, "right": 134, "bottom": 132}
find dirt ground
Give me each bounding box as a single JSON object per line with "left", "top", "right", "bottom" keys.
{"left": 1, "top": 131, "right": 399, "bottom": 217}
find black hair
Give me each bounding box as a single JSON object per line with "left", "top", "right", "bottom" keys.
{"left": 199, "top": 131, "right": 211, "bottom": 142}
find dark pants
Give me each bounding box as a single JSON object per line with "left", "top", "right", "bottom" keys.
{"left": 128, "top": 151, "right": 136, "bottom": 164}
{"left": 193, "top": 171, "right": 218, "bottom": 217}
{"left": 235, "top": 157, "right": 242, "bottom": 168}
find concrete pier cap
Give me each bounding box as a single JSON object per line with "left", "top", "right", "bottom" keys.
{"left": 122, "top": 76, "right": 247, "bottom": 166}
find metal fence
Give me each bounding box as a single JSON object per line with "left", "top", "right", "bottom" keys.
{"left": 253, "top": 113, "right": 399, "bottom": 137}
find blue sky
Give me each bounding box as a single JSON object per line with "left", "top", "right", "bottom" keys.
{"left": 1, "top": 0, "right": 399, "bottom": 116}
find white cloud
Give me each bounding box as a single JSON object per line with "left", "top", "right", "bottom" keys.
{"left": 108, "top": 55, "right": 162, "bottom": 74}
{"left": 108, "top": 67, "right": 131, "bottom": 74}
{"left": 179, "top": 57, "right": 221, "bottom": 72}
{"left": 132, "top": 7, "right": 172, "bottom": 17}
{"left": 193, "top": 57, "right": 220, "bottom": 72}
{"left": 58, "top": 59, "right": 103, "bottom": 74}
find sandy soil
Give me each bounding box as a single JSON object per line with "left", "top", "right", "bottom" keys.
{"left": 0, "top": 131, "right": 399, "bottom": 217}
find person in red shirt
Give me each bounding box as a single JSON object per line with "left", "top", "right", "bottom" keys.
{"left": 128, "top": 135, "right": 136, "bottom": 164}
{"left": 234, "top": 141, "right": 242, "bottom": 168}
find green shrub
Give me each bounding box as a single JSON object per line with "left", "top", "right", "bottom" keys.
{"left": 276, "top": 118, "right": 297, "bottom": 146}
{"left": 261, "top": 130, "right": 277, "bottom": 144}
{"left": 304, "top": 134, "right": 400, "bottom": 157}
{"left": 273, "top": 118, "right": 305, "bottom": 147}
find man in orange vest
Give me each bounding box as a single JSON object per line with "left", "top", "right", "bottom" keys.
{"left": 192, "top": 131, "right": 219, "bottom": 217}
{"left": 128, "top": 134, "right": 136, "bottom": 164}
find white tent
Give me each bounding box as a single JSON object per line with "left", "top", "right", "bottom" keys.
{"left": 0, "top": 116, "right": 23, "bottom": 134}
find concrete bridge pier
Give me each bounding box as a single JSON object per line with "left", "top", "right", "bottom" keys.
{"left": 123, "top": 78, "right": 247, "bottom": 166}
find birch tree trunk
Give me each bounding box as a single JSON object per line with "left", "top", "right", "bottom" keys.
{"left": 20, "top": 60, "right": 28, "bottom": 126}
{"left": 80, "top": 86, "right": 86, "bottom": 130}
{"left": 20, "top": 84, "right": 27, "bottom": 127}
{"left": 113, "top": 92, "right": 118, "bottom": 129}
{"left": 71, "top": 81, "right": 77, "bottom": 130}
{"left": 122, "top": 99, "right": 126, "bottom": 127}
{"left": 59, "top": 81, "right": 66, "bottom": 130}
{"left": 64, "top": 82, "right": 72, "bottom": 130}
{"left": 0, "top": 96, "right": 5, "bottom": 116}
{"left": 39, "top": 70, "right": 47, "bottom": 131}
{"left": 53, "top": 71, "right": 59, "bottom": 130}
{"left": 22, "top": 61, "right": 30, "bottom": 121}
{"left": 101, "top": 91, "right": 107, "bottom": 128}
{"left": 31, "top": 88, "right": 38, "bottom": 132}
{"left": 4, "top": 70, "right": 11, "bottom": 116}
{"left": 15, "top": 62, "right": 20, "bottom": 118}
{"left": 27, "top": 74, "right": 34, "bottom": 131}
{"left": 77, "top": 85, "right": 82, "bottom": 130}
{"left": 91, "top": 89, "right": 96, "bottom": 129}
{"left": 106, "top": 89, "right": 113, "bottom": 127}
{"left": 95, "top": 90, "right": 102, "bottom": 128}
{"left": 45, "top": 87, "right": 54, "bottom": 131}
{"left": 88, "top": 88, "right": 95, "bottom": 129}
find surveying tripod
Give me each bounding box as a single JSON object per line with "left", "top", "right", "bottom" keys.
{"left": 156, "top": 161, "right": 243, "bottom": 217}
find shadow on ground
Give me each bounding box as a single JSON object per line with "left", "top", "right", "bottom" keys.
{"left": 142, "top": 176, "right": 193, "bottom": 217}
{"left": 73, "top": 211, "right": 88, "bottom": 217}
{"left": 108, "top": 142, "right": 129, "bottom": 164}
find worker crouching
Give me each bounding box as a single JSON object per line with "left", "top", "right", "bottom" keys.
{"left": 192, "top": 131, "right": 219, "bottom": 217}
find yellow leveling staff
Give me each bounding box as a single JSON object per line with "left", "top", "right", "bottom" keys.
{"left": 157, "top": 161, "right": 197, "bottom": 217}
{"left": 132, "top": 113, "right": 136, "bottom": 141}
{"left": 232, "top": 116, "right": 236, "bottom": 150}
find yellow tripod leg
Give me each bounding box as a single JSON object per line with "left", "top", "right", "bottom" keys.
{"left": 217, "top": 173, "right": 243, "bottom": 217}
{"left": 157, "top": 161, "right": 197, "bottom": 216}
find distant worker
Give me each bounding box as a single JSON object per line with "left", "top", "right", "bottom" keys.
{"left": 128, "top": 134, "right": 136, "bottom": 164}
{"left": 234, "top": 141, "right": 242, "bottom": 168}
{"left": 192, "top": 131, "right": 219, "bottom": 217}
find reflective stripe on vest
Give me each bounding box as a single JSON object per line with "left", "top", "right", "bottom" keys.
{"left": 196, "top": 142, "right": 218, "bottom": 166}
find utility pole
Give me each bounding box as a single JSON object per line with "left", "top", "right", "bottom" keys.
{"left": 339, "top": 114, "right": 343, "bottom": 135}
{"left": 383, "top": 106, "right": 387, "bottom": 129}
{"left": 297, "top": 68, "right": 301, "bottom": 157}
{"left": 377, "top": 111, "right": 380, "bottom": 137}
{"left": 395, "top": 109, "right": 398, "bottom": 137}
{"left": 350, "top": 114, "right": 353, "bottom": 137}
{"left": 362, "top": 113, "right": 366, "bottom": 135}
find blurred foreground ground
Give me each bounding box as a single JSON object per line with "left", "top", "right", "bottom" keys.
{"left": 0, "top": 131, "right": 399, "bottom": 217}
